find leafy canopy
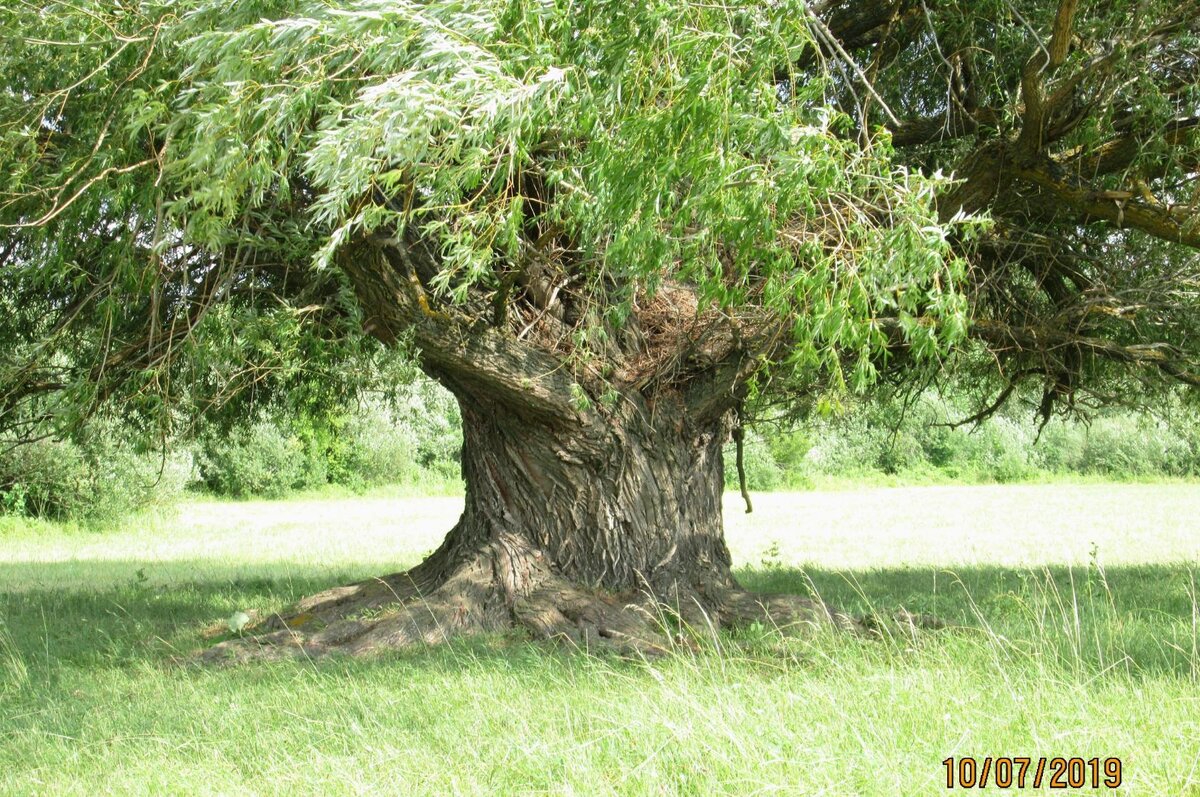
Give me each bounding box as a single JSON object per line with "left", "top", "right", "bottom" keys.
{"left": 0, "top": 0, "right": 1003, "bottom": 435}
{"left": 174, "top": 0, "right": 970, "bottom": 366}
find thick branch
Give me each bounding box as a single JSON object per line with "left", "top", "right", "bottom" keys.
{"left": 1047, "top": 0, "right": 1078, "bottom": 68}
{"left": 887, "top": 106, "right": 1000, "bottom": 147}
{"left": 970, "top": 319, "right": 1200, "bottom": 387}
{"left": 1010, "top": 164, "right": 1200, "bottom": 248}
{"left": 1067, "top": 117, "right": 1200, "bottom": 178}
{"left": 1016, "top": 0, "right": 1078, "bottom": 152}
{"left": 877, "top": 316, "right": 1200, "bottom": 388}
{"left": 942, "top": 368, "right": 1041, "bottom": 429}
{"left": 823, "top": 0, "right": 911, "bottom": 52}
{"left": 339, "top": 241, "right": 582, "bottom": 423}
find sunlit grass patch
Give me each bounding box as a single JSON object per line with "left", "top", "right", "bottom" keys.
{"left": 1, "top": 483, "right": 1198, "bottom": 795}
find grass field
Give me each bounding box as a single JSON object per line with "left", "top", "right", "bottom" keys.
{"left": 2, "top": 483, "right": 1199, "bottom": 795}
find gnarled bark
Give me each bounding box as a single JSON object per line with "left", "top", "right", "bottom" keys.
{"left": 202, "top": 384, "right": 856, "bottom": 664}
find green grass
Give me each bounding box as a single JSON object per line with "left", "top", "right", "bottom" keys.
{"left": 766, "top": 468, "right": 1200, "bottom": 493}
{"left": 2, "top": 484, "right": 1199, "bottom": 795}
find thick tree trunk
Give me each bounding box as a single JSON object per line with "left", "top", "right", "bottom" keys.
{"left": 190, "top": 241, "right": 871, "bottom": 664}
{"left": 201, "top": 387, "right": 856, "bottom": 663}
{"left": 448, "top": 391, "right": 736, "bottom": 596}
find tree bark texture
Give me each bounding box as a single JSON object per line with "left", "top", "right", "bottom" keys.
{"left": 202, "top": 384, "right": 858, "bottom": 663}
{"left": 194, "top": 242, "right": 876, "bottom": 664}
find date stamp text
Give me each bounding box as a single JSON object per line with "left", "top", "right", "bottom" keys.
{"left": 943, "top": 757, "right": 1122, "bottom": 789}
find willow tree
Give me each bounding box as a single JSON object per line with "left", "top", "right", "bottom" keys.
{"left": 1, "top": 0, "right": 1197, "bottom": 659}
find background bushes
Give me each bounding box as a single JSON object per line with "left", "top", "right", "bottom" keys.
{"left": 4, "top": 378, "right": 1198, "bottom": 522}
{"left": 0, "top": 420, "right": 191, "bottom": 523}
{"left": 193, "top": 379, "right": 462, "bottom": 499}
{"left": 723, "top": 392, "right": 1200, "bottom": 490}
{"left": 195, "top": 421, "right": 320, "bottom": 499}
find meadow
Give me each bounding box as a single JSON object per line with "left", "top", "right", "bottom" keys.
{"left": 2, "top": 483, "right": 1199, "bottom": 795}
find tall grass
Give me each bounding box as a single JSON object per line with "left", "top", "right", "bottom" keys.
{"left": 1, "top": 485, "right": 1198, "bottom": 794}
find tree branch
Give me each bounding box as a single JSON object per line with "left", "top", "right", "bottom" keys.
{"left": 1067, "top": 117, "right": 1200, "bottom": 178}
{"left": 340, "top": 241, "right": 582, "bottom": 424}
{"left": 970, "top": 319, "right": 1200, "bottom": 387}
{"left": 886, "top": 106, "right": 1001, "bottom": 147}
{"left": 1010, "top": 163, "right": 1200, "bottom": 248}
{"left": 1016, "top": 0, "right": 1078, "bottom": 152}
{"left": 939, "top": 368, "right": 1040, "bottom": 429}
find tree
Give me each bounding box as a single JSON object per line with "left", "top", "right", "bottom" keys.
{"left": 1, "top": 0, "right": 1196, "bottom": 660}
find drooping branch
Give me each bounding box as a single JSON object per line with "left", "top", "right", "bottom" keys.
{"left": 1, "top": 248, "right": 234, "bottom": 432}
{"left": 877, "top": 315, "right": 1200, "bottom": 390}
{"left": 940, "top": 368, "right": 1041, "bottom": 429}
{"left": 969, "top": 318, "right": 1200, "bottom": 388}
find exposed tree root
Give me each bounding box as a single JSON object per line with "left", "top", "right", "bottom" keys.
{"left": 192, "top": 379, "right": 934, "bottom": 665}
{"left": 197, "top": 535, "right": 887, "bottom": 666}
{"left": 198, "top": 585, "right": 856, "bottom": 665}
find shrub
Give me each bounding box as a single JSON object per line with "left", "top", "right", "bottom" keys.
{"left": 0, "top": 438, "right": 91, "bottom": 520}
{"left": 195, "top": 421, "right": 317, "bottom": 498}
{"left": 0, "top": 423, "right": 191, "bottom": 522}
{"left": 83, "top": 424, "right": 193, "bottom": 519}
{"left": 342, "top": 408, "right": 421, "bottom": 487}
{"left": 193, "top": 381, "right": 465, "bottom": 498}
{"left": 1035, "top": 415, "right": 1200, "bottom": 478}
{"left": 765, "top": 429, "right": 812, "bottom": 474}
{"left": 398, "top": 381, "right": 463, "bottom": 479}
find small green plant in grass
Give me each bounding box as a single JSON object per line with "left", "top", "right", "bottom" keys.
{"left": 759, "top": 540, "right": 784, "bottom": 571}
{"left": 227, "top": 611, "right": 251, "bottom": 635}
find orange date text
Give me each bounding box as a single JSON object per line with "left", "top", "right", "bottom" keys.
{"left": 942, "top": 757, "right": 1122, "bottom": 789}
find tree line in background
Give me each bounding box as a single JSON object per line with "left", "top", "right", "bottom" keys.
{"left": 731, "top": 389, "right": 1200, "bottom": 490}
{"left": 4, "top": 378, "right": 1198, "bottom": 524}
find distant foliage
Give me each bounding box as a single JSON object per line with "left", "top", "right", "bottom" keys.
{"left": 0, "top": 421, "right": 191, "bottom": 522}
{"left": 193, "top": 380, "right": 463, "bottom": 498}
{"left": 6, "top": 378, "right": 1197, "bottom": 516}
{"left": 196, "top": 421, "right": 321, "bottom": 499}
{"left": 0, "top": 438, "right": 90, "bottom": 519}
{"left": 338, "top": 412, "right": 420, "bottom": 489}
{"left": 382, "top": 378, "right": 463, "bottom": 482}
{"left": 726, "top": 392, "right": 1200, "bottom": 489}
{"left": 1036, "top": 416, "right": 1200, "bottom": 478}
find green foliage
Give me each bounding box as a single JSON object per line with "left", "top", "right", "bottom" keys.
{"left": 0, "top": 423, "right": 190, "bottom": 522}
{"left": 727, "top": 391, "right": 1200, "bottom": 489}
{"left": 386, "top": 379, "right": 463, "bottom": 480}
{"left": 194, "top": 380, "right": 462, "bottom": 498}
{"left": 196, "top": 420, "right": 322, "bottom": 499}
{"left": 0, "top": 439, "right": 91, "bottom": 520}
{"left": 1037, "top": 415, "right": 1200, "bottom": 478}
{"left": 339, "top": 413, "right": 420, "bottom": 488}
{"left": 0, "top": 0, "right": 976, "bottom": 441}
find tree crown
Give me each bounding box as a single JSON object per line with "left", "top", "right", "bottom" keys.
{"left": 1, "top": 0, "right": 1196, "bottom": 435}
